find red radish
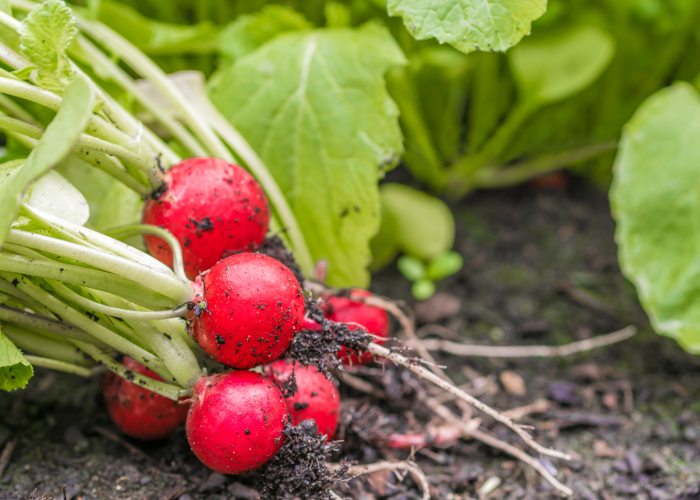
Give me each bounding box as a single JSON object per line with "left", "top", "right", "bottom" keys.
{"left": 186, "top": 370, "right": 287, "bottom": 474}
{"left": 143, "top": 158, "right": 270, "bottom": 280}
{"left": 324, "top": 289, "right": 390, "bottom": 365}
{"left": 188, "top": 253, "right": 305, "bottom": 369}
{"left": 101, "top": 356, "right": 188, "bottom": 440}
{"left": 264, "top": 360, "right": 340, "bottom": 440}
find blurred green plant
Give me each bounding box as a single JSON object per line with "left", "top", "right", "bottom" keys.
{"left": 56, "top": 0, "right": 700, "bottom": 288}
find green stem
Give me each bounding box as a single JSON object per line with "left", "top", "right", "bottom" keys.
{"left": 24, "top": 355, "right": 94, "bottom": 377}
{"left": 6, "top": 229, "right": 191, "bottom": 303}
{"left": 0, "top": 250, "right": 177, "bottom": 309}
{"left": 0, "top": 75, "right": 142, "bottom": 155}
{"left": 71, "top": 35, "right": 204, "bottom": 159}
{"left": 105, "top": 225, "right": 188, "bottom": 283}
{"left": 21, "top": 205, "right": 176, "bottom": 277}
{"left": 49, "top": 284, "right": 189, "bottom": 320}
{"left": 0, "top": 272, "right": 175, "bottom": 382}
{"left": 70, "top": 11, "right": 232, "bottom": 161}
{"left": 88, "top": 290, "right": 201, "bottom": 387}
{"left": 72, "top": 149, "right": 151, "bottom": 196}
{"left": 0, "top": 304, "right": 107, "bottom": 347}
{"left": 0, "top": 115, "right": 160, "bottom": 186}
{"left": 473, "top": 141, "right": 618, "bottom": 189}
{"left": 74, "top": 340, "right": 183, "bottom": 399}
{"left": 2, "top": 323, "right": 94, "bottom": 367}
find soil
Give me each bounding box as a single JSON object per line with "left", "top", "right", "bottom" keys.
{"left": 3, "top": 178, "right": 700, "bottom": 500}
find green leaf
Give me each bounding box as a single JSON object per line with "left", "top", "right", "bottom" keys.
{"left": 19, "top": 0, "right": 77, "bottom": 93}
{"left": 25, "top": 170, "right": 89, "bottom": 226}
{"left": 219, "top": 5, "right": 312, "bottom": 62}
{"left": 380, "top": 183, "right": 455, "bottom": 260}
{"left": 97, "top": 1, "right": 221, "bottom": 56}
{"left": 397, "top": 255, "right": 426, "bottom": 281}
{"left": 610, "top": 82, "right": 700, "bottom": 353}
{"left": 0, "top": 324, "right": 33, "bottom": 391}
{"left": 426, "top": 251, "right": 463, "bottom": 281}
{"left": 412, "top": 279, "right": 436, "bottom": 300}
{"left": 369, "top": 198, "right": 400, "bottom": 271}
{"left": 0, "top": 74, "right": 95, "bottom": 245}
{"left": 210, "top": 24, "right": 405, "bottom": 287}
{"left": 387, "top": 0, "right": 547, "bottom": 54}
{"left": 509, "top": 25, "right": 615, "bottom": 105}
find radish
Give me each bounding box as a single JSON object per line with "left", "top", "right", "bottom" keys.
{"left": 101, "top": 356, "right": 188, "bottom": 440}
{"left": 323, "top": 289, "right": 390, "bottom": 365}
{"left": 264, "top": 359, "right": 340, "bottom": 440}
{"left": 188, "top": 253, "right": 305, "bottom": 369}
{"left": 142, "top": 158, "right": 270, "bottom": 280}
{"left": 186, "top": 370, "right": 288, "bottom": 474}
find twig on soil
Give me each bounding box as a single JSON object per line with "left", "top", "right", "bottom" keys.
{"left": 334, "top": 369, "right": 387, "bottom": 399}
{"left": 328, "top": 461, "right": 431, "bottom": 500}
{"left": 502, "top": 399, "right": 552, "bottom": 421}
{"left": 0, "top": 437, "right": 17, "bottom": 478}
{"left": 368, "top": 342, "right": 571, "bottom": 461}
{"left": 418, "top": 326, "right": 636, "bottom": 357}
{"left": 426, "top": 399, "right": 573, "bottom": 497}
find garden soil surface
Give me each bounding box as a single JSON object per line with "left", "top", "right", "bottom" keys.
{"left": 2, "top": 178, "right": 700, "bottom": 500}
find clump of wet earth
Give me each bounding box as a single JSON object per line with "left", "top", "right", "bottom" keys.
{"left": 3, "top": 178, "right": 700, "bottom": 500}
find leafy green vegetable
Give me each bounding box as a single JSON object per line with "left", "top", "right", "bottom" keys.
{"left": 611, "top": 82, "right": 700, "bottom": 353}
{"left": 0, "top": 73, "right": 95, "bottom": 245}
{"left": 427, "top": 251, "right": 463, "bottom": 281}
{"left": 220, "top": 5, "right": 312, "bottom": 62}
{"left": 387, "top": 0, "right": 547, "bottom": 54}
{"left": 0, "top": 324, "right": 33, "bottom": 391}
{"left": 397, "top": 255, "right": 425, "bottom": 281}
{"left": 19, "top": 0, "right": 77, "bottom": 93}
{"left": 377, "top": 183, "right": 455, "bottom": 260}
{"left": 509, "top": 25, "right": 615, "bottom": 105}
{"left": 96, "top": 1, "right": 221, "bottom": 55}
{"left": 412, "top": 279, "right": 435, "bottom": 300}
{"left": 210, "top": 24, "right": 405, "bottom": 287}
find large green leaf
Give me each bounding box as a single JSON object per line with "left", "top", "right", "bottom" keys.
{"left": 0, "top": 324, "right": 33, "bottom": 391}
{"left": 209, "top": 24, "right": 405, "bottom": 287}
{"left": 509, "top": 25, "right": 615, "bottom": 105}
{"left": 0, "top": 73, "right": 95, "bottom": 245}
{"left": 19, "top": 0, "right": 77, "bottom": 93}
{"left": 387, "top": 0, "right": 547, "bottom": 54}
{"left": 219, "top": 5, "right": 312, "bottom": 62}
{"left": 611, "top": 83, "right": 700, "bottom": 353}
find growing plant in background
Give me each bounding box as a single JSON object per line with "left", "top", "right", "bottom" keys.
{"left": 611, "top": 82, "right": 700, "bottom": 354}
{"left": 371, "top": 183, "right": 463, "bottom": 299}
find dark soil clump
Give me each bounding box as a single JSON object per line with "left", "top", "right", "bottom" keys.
{"left": 260, "top": 421, "right": 346, "bottom": 500}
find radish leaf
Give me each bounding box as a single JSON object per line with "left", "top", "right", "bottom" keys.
{"left": 19, "top": 0, "right": 77, "bottom": 93}
{"left": 611, "top": 83, "right": 700, "bottom": 353}
{"left": 219, "top": 5, "right": 312, "bottom": 63}
{"left": 509, "top": 25, "right": 615, "bottom": 105}
{"left": 387, "top": 0, "right": 547, "bottom": 54}
{"left": 0, "top": 324, "right": 33, "bottom": 391}
{"left": 0, "top": 73, "right": 95, "bottom": 245}
{"left": 25, "top": 170, "right": 89, "bottom": 226}
{"left": 209, "top": 24, "right": 405, "bottom": 287}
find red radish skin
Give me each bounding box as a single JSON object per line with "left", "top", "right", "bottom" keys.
{"left": 186, "top": 370, "right": 287, "bottom": 474}
{"left": 189, "top": 253, "right": 304, "bottom": 369}
{"left": 143, "top": 158, "right": 270, "bottom": 280}
{"left": 101, "top": 356, "right": 188, "bottom": 440}
{"left": 264, "top": 360, "right": 340, "bottom": 440}
{"left": 324, "top": 289, "right": 390, "bottom": 365}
